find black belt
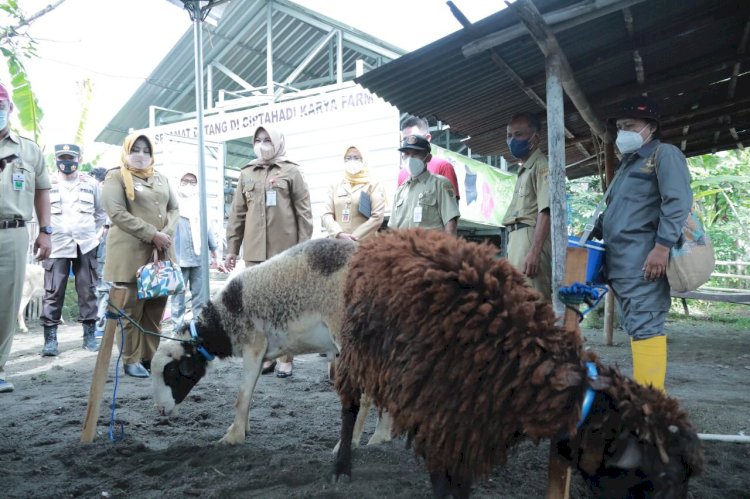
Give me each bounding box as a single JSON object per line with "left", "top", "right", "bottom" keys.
{"left": 506, "top": 222, "right": 530, "bottom": 233}
{"left": 0, "top": 220, "right": 25, "bottom": 229}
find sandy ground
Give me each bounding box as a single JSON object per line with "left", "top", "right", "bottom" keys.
{"left": 1, "top": 305, "right": 749, "bottom": 498}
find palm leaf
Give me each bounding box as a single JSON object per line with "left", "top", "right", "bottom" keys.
{"left": 1, "top": 47, "right": 43, "bottom": 141}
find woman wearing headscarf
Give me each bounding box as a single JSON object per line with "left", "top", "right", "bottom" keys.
{"left": 102, "top": 133, "right": 179, "bottom": 378}
{"left": 321, "top": 145, "right": 386, "bottom": 241}
{"left": 224, "top": 126, "right": 313, "bottom": 378}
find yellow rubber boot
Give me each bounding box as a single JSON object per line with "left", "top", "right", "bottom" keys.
{"left": 630, "top": 335, "right": 667, "bottom": 392}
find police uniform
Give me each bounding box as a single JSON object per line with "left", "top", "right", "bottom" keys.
{"left": 0, "top": 131, "right": 50, "bottom": 377}
{"left": 501, "top": 147, "right": 552, "bottom": 299}
{"left": 388, "top": 170, "right": 459, "bottom": 230}
{"left": 41, "top": 145, "right": 107, "bottom": 348}
{"left": 226, "top": 160, "right": 313, "bottom": 265}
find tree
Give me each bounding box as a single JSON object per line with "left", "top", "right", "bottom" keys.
{"left": 0, "top": 0, "right": 68, "bottom": 141}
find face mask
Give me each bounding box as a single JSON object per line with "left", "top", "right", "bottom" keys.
{"left": 616, "top": 125, "right": 651, "bottom": 154}
{"left": 0, "top": 109, "right": 7, "bottom": 130}
{"left": 405, "top": 156, "right": 425, "bottom": 177}
{"left": 345, "top": 160, "right": 364, "bottom": 175}
{"left": 179, "top": 185, "right": 198, "bottom": 197}
{"left": 128, "top": 153, "right": 150, "bottom": 169}
{"left": 254, "top": 142, "right": 275, "bottom": 161}
{"left": 507, "top": 137, "right": 534, "bottom": 159}
{"left": 56, "top": 159, "right": 79, "bottom": 175}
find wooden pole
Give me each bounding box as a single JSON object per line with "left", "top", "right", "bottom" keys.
{"left": 81, "top": 285, "right": 129, "bottom": 443}
{"left": 546, "top": 53, "right": 567, "bottom": 322}
{"left": 603, "top": 142, "right": 616, "bottom": 345}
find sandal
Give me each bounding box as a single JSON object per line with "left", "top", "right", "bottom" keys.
{"left": 276, "top": 361, "right": 293, "bottom": 378}
{"left": 261, "top": 360, "right": 277, "bottom": 375}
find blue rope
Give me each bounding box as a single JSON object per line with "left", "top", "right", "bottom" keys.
{"left": 105, "top": 310, "right": 126, "bottom": 442}
{"left": 577, "top": 361, "right": 598, "bottom": 429}
{"left": 558, "top": 283, "right": 609, "bottom": 322}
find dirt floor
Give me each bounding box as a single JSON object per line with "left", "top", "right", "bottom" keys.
{"left": 2, "top": 304, "right": 749, "bottom": 499}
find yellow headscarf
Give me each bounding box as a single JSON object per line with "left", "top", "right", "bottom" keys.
{"left": 343, "top": 145, "right": 371, "bottom": 186}
{"left": 119, "top": 133, "right": 156, "bottom": 200}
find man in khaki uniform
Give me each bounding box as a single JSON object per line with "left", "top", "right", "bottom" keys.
{"left": 502, "top": 112, "right": 552, "bottom": 300}
{"left": 225, "top": 126, "right": 312, "bottom": 378}
{"left": 0, "top": 82, "right": 52, "bottom": 393}
{"left": 388, "top": 135, "right": 459, "bottom": 234}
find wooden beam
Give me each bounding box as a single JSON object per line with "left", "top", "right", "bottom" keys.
{"left": 81, "top": 285, "right": 129, "bottom": 443}
{"left": 509, "top": 0, "right": 612, "bottom": 143}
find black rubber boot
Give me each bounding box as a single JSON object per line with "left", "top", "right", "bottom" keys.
{"left": 82, "top": 321, "right": 99, "bottom": 352}
{"left": 41, "top": 326, "right": 59, "bottom": 357}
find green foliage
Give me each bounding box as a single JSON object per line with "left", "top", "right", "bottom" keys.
{"left": 566, "top": 174, "right": 603, "bottom": 235}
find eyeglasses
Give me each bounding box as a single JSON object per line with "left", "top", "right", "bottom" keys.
{"left": 180, "top": 179, "right": 198, "bottom": 186}
{"left": 344, "top": 155, "right": 362, "bottom": 161}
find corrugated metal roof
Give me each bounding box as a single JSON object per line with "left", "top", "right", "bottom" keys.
{"left": 96, "top": 0, "right": 405, "bottom": 145}
{"left": 355, "top": 0, "right": 750, "bottom": 178}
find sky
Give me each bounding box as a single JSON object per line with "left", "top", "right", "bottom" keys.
{"left": 3, "top": 0, "right": 502, "bottom": 164}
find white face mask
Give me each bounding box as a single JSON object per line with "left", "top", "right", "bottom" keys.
{"left": 0, "top": 109, "right": 8, "bottom": 130}
{"left": 254, "top": 142, "right": 275, "bottom": 161}
{"left": 405, "top": 156, "right": 425, "bottom": 177}
{"left": 127, "top": 153, "right": 150, "bottom": 169}
{"left": 616, "top": 125, "right": 651, "bottom": 154}
{"left": 179, "top": 185, "right": 198, "bottom": 197}
{"left": 345, "top": 160, "right": 364, "bottom": 175}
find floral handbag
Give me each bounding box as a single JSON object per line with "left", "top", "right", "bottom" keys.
{"left": 136, "top": 249, "right": 185, "bottom": 300}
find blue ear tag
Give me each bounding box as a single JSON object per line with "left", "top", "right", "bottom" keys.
{"left": 189, "top": 320, "right": 215, "bottom": 361}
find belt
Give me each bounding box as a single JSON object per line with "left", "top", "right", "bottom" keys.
{"left": 506, "top": 222, "right": 530, "bottom": 233}
{"left": 0, "top": 220, "right": 25, "bottom": 230}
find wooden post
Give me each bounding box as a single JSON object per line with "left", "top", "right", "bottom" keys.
{"left": 603, "top": 141, "right": 616, "bottom": 345}
{"left": 81, "top": 285, "right": 129, "bottom": 443}
{"left": 546, "top": 53, "right": 567, "bottom": 322}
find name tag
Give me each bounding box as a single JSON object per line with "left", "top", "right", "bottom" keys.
{"left": 413, "top": 206, "right": 422, "bottom": 223}
{"left": 342, "top": 207, "right": 351, "bottom": 223}
{"left": 266, "top": 189, "right": 277, "bottom": 207}
{"left": 12, "top": 172, "right": 25, "bottom": 191}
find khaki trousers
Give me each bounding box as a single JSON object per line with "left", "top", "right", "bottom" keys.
{"left": 0, "top": 227, "right": 29, "bottom": 374}
{"left": 506, "top": 226, "right": 552, "bottom": 301}
{"left": 113, "top": 282, "right": 167, "bottom": 364}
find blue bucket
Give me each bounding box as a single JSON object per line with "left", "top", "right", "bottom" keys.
{"left": 567, "top": 236, "right": 606, "bottom": 284}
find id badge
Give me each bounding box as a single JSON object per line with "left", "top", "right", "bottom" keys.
{"left": 266, "top": 189, "right": 277, "bottom": 207}
{"left": 342, "top": 207, "right": 351, "bottom": 223}
{"left": 413, "top": 206, "right": 422, "bottom": 223}
{"left": 12, "top": 172, "right": 25, "bottom": 191}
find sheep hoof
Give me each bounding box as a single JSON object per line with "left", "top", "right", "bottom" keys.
{"left": 332, "top": 439, "right": 360, "bottom": 454}
{"left": 218, "top": 425, "right": 245, "bottom": 445}
{"left": 367, "top": 433, "right": 391, "bottom": 446}
{"left": 331, "top": 472, "right": 351, "bottom": 484}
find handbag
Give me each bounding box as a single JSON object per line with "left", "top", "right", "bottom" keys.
{"left": 136, "top": 249, "right": 185, "bottom": 300}
{"left": 667, "top": 205, "right": 715, "bottom": 292}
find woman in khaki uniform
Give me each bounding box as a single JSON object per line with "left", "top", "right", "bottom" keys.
{"left": 102, "top": 134, "right": 179, "bottom": 378}
{"left": 321, "top": 145, "right": 386, "bottom": 242}
{"left": 224, "top": 126, "right": 313, "bottom": 378}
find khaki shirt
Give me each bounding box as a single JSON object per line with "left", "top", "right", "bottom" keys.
{"left": 502, "top": 148, "right": 550, "bottom": 226}
{"left": 102, "top": 169, "right": 179, "bottom": 283}
{"left": 0, "top": 132, "right": 51, "bottom": 220}
{"left": 226, "top": 161, "right": 313, "bottom": 262}
{"left": 321, "top": 179, "right": 386, "bottom": 240}
{"left": 49, "top": 173, "right": 107, "bottom": 258}
{"left": 388, "top": 171, "right": 459, "bottom": 230}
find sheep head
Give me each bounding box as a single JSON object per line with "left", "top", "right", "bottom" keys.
{"left": 558, "top": 363, "right": 703, "bottom": 499}
{"left": 151, "top": 324, "right": 210, "bottom": 416}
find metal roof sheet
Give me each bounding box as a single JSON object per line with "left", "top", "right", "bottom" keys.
{"left": 355, "top": 0, "right": 750, "bottom": 178}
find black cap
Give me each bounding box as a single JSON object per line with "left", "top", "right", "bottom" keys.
{"left": 89, "top": 167, "right": 108, "bottom": 182}
{"left": 398, "top": 134, "right": 431, "bottom": 153}
{"left": 54, "top": 144, "right": 81, "bottom": 158}
{"left": 609, "top": 96, "right": 661, "bottom": 124}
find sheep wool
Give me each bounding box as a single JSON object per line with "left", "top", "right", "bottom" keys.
{"left": 334, "top": 228, "right": 702, "bottom": 498}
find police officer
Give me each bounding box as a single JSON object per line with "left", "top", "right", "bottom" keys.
{"left": 501, "top": 112, "right": 552, "bottom": 300}
{"left": 388, "top": 134, "right": 459, "bottom": 234}
{"left": 0, "top": 82, "right": 52, "bottom": 393}
{"left": 39, "top": 144, "right": 106, "bottom": 356}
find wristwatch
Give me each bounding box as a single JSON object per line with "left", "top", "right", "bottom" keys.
{"left": 39, "top": 226, "right": 53, "bottom": 234}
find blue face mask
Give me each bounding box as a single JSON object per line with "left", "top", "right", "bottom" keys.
{"left": 506, "top": 137, "right": 535, "bottom": 159}
{"left": 0, "top": 109, "right": 8, "bottom": 130}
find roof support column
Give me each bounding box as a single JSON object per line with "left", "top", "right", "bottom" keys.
{"left": 545, "top": 54, "right": 568, "bottom": 322}
{"left": 266, "top": 0, "right": 274, "bottom": 96}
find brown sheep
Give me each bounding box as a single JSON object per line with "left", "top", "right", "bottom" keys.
{"left": 333, "top": 228, "right": 703, "bottom": 499}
